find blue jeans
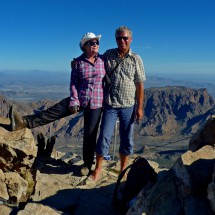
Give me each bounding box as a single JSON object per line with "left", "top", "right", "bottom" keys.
{"left": 96, "top": 104, "right": 135, "bottom": 156}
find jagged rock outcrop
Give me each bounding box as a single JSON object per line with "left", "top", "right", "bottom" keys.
{"left": 127, "top": 116, "right": 215, "bottom": 215}
{"left": 189, "top": 114, "right": 215, "bottom": 151}
{"left": 0, "top": 117, "right": 37, "bottom": 206}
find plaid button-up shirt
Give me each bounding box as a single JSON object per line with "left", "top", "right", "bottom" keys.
{"left": 104, "top": 48, "right": 146, "bottom": 108}
{"left": 69, "top": 53, "right": 105, "bottom": 109}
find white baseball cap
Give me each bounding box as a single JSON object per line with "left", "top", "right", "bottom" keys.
{"left": 79, "top": 32, "right": 101, "bottom": 51}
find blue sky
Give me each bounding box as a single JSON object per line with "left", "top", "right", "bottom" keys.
{"left": 0, "top": 0, "right": 215, "bottom": 75}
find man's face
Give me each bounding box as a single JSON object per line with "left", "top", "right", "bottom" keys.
{"left": 115, "top": 31, "right": 132, "bottom": 52}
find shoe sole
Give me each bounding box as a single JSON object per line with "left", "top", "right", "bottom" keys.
{"left": 9, "top": 106, "right": 16, "bottom": 131}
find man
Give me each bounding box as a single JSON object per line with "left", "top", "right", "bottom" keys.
{"left": 90, "top": 26, "right": 146, "bottom": 181}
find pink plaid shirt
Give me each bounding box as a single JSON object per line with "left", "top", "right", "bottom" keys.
{"left": 69, "top": 53, "right": 105, "bottom": 109}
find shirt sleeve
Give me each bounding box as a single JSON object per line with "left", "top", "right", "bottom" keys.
{"left": 134, "top": 55, "right": 146, "bottom": 83}
{"left": 69, "top": 62, "right": 80, "bottom": 107}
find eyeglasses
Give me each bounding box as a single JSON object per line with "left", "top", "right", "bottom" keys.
{"left": 85, "top": 40, "right": 99, "bottom": 46}
{"left": 116, "top": 36, "right": 130, "bottom": 41}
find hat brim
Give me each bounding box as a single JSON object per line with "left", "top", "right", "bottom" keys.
{"left": 80, "top": 35, "right": 101, "bottom": 50}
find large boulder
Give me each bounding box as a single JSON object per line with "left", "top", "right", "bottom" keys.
{"left": 0, "top": 117, "right": 37, "bottom": 206}
{"left": 127, "top": 116, "right": 215, "bottom": 215}
{"left": 207, "top": 166, "right": 215, "bottom": 212}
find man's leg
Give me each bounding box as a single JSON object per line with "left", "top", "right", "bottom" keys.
{"left": 10, "top": 97, "right": 72, "bottom": 130}
{"left": 82, "top": 106, "right": 102, "bottom": 175}
{"left": 90, "top": 104, "right": 118, "bottom": 181}
{"left": 26, "top": 97, "right": 72, "bottom": 128}
{"left": 119, "top": 153, "right": 129, "bottom": 172}
{"left": 90, "top": 153, "right": 103, "bottom": 181}
{"left": 118, "top": 105, "right": 135, "bottom": 172}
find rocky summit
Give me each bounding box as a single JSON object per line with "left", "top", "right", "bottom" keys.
{"left": 0, "top": 117, "right": 214, "bottom": 215}
{"left": 0, "top": 115, "right": 214, "bottom": 215}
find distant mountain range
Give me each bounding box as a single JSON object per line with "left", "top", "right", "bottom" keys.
{"left": 0, "top": 70, "right": 215, "bottom": 101}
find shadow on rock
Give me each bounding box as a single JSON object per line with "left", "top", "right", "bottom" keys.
{"left": 30, "top": 185, "right": 120, "bottom": 215}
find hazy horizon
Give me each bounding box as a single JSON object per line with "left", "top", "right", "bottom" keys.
{"left": 1, "top": 70, "right": 214, "bottom": 102}
{"left": 1, "top": 1, "right": 214, "bottom": 74}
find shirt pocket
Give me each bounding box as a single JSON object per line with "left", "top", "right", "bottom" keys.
{"left": 120, "top": 61, "right": 136, "bottom": 81}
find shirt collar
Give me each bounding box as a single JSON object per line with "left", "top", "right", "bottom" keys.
{"left": 116, "top": 48, "right": 132, "bottom": 58}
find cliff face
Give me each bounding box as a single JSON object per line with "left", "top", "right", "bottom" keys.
{"left": 141, "top": 87, "right": 214, "bottom": 136}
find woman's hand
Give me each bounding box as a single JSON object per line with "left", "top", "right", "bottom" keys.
{"left": 69, "top": 106, "right": 80, "bottom": 114}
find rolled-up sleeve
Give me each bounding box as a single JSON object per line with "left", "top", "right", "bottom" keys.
{"left": 135, "top": 55, "right": 146, "bottom": 83}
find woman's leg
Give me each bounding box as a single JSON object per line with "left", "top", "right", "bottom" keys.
{"left": 82, "top": 106, "right": 102, "bottom": 171}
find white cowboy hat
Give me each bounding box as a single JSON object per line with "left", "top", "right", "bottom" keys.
{"left": 79, "top": 32, "right": 101, "bottom": 51}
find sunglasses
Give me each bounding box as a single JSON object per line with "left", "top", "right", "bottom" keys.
{"left": 116, "top": 36, "right": 130, "bottom": 41}
{"left": 85, "top": 40, "right": 99, "bottom": 46}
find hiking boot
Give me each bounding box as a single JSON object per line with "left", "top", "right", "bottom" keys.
{"left": 9, "top": 106, "right": 28, "bottom": 131}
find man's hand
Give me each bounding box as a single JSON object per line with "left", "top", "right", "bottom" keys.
{"left": 135, "top": 106, "right": 143, "bottom": 123}
{"left": 69, "top": 106, "right": 79, "bottom": 114}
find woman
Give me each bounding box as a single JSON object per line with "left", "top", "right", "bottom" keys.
{"left": 10, "top": 32, "right": 106, "bottom": 176}
{"left": 69, "top": 32, "right": 105, "bottom": 175}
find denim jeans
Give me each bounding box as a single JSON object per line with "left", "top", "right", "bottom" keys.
{"left": 96, "top": 104, "right": 135, "bottom": 156}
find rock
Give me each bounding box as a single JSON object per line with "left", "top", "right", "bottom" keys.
{"left": 127, "top": 116, "right": 215, "bottom": 215}
{"left": 207, "top": 166, "right": 215, "bottom": 212}
{"left": 0, "top": 116, "right": 10, "bottom": 125}
{"left": 173, "top": 145, "right": 215, "bottom": 215}
{"left": 17, "top": 203, "right": 62, "bottom": 215}
{"left": 0, "top": 117, "right": 37, "bottom": 207}
{"left": 189, "top": 115, "right": 215, "bottom": 151}
{"left": 0, "top": 204, "right": 16, "bottom": 215}
{"left": 174, "top": 145, "right": 215, "bottom": 196}
{"left": 4, "top": 172, "right": 28, "bottom": 205}
{"left": 127, "top": 171, "right": 182, "bottom": 215}
{"left": 0, "top": 125, "right": 37, "bottom": 173}
{"left": 0, "top": 169, "right": 9, "bottom": 202}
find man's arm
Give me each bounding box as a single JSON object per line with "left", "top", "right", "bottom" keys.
{"left": 135, "top": 82, "right": 144, "bottom": 121}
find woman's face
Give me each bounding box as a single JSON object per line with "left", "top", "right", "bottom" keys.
{"left": 84, "top": 39, "right": 99, "bottom": 55}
